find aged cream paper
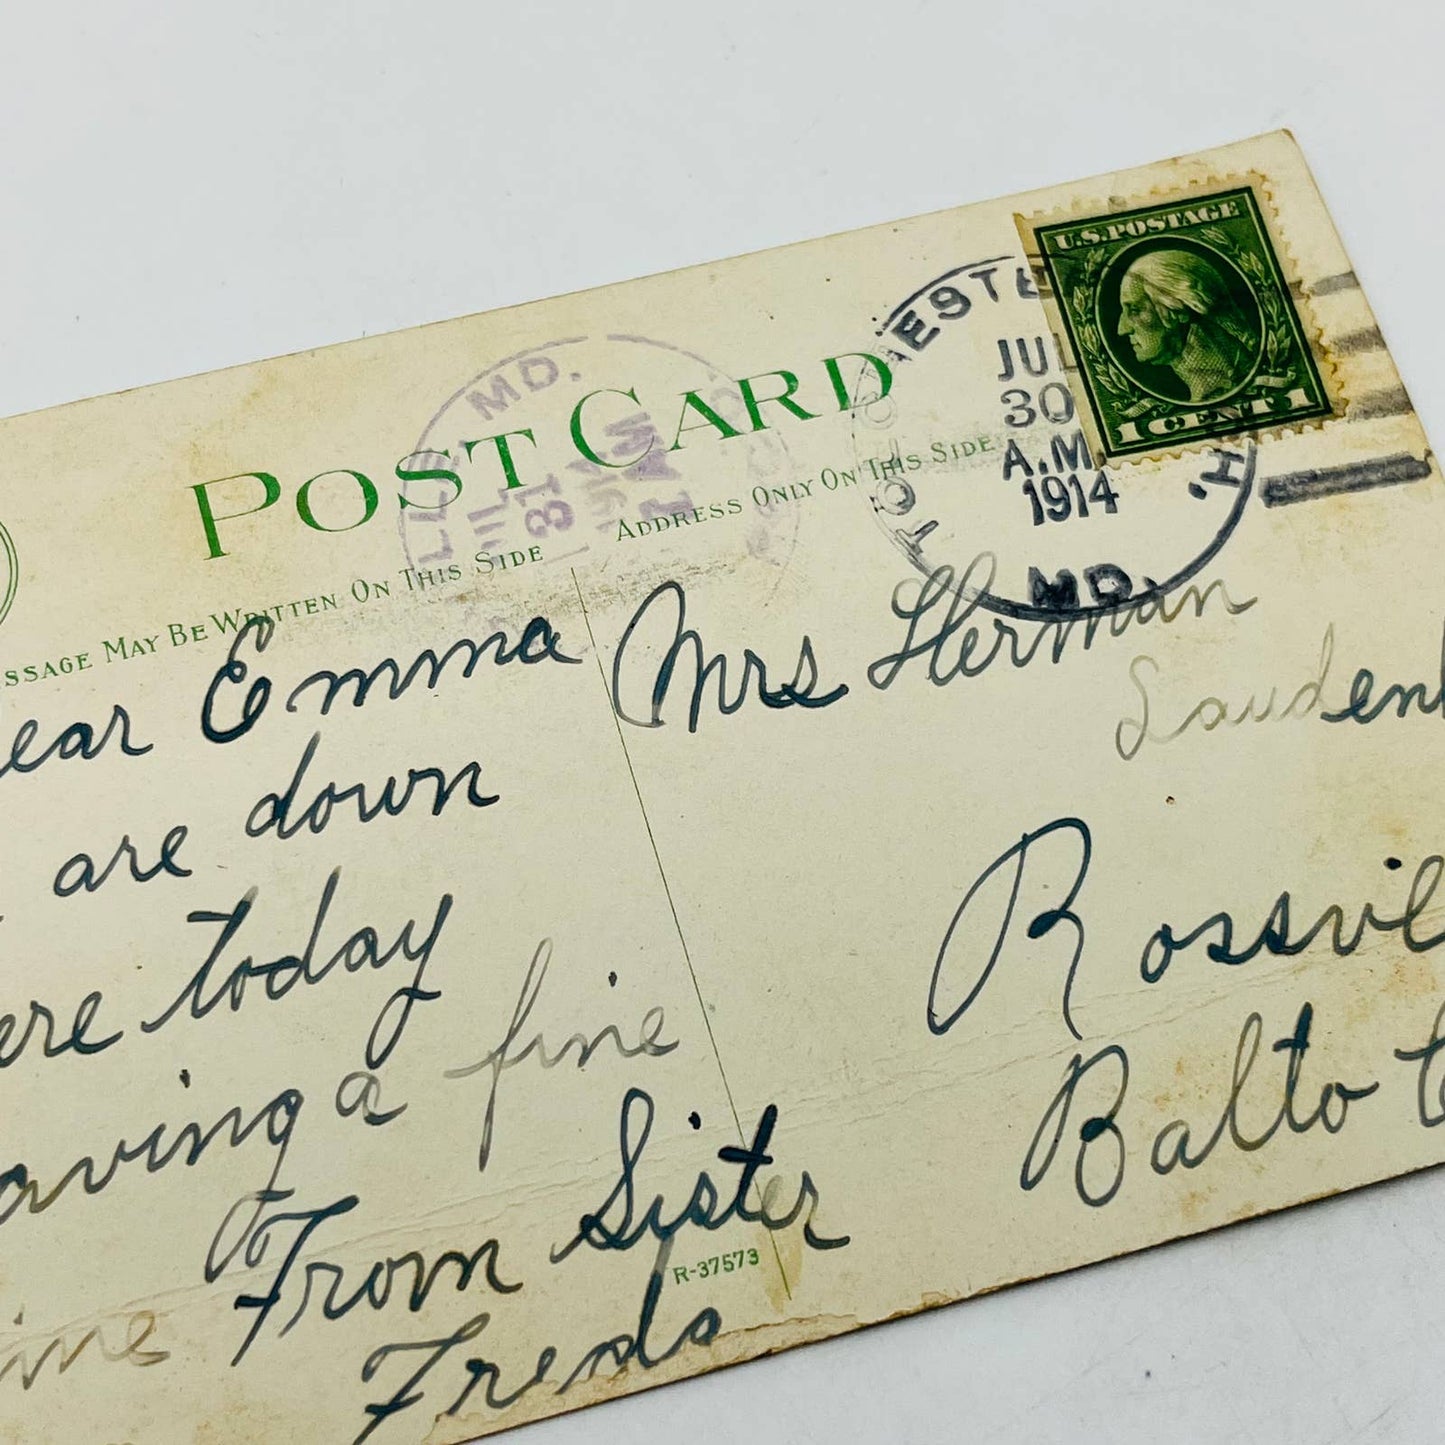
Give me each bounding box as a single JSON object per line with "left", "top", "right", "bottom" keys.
{"left": 0, "top": 130, "right": 1438, "bottom": 1442}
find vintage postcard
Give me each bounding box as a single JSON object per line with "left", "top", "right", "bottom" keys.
{"left": 0, "top": 130, "right": 1438, "bottom": 1442}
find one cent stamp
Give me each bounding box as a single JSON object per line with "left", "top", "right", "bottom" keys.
{"left": 1020, "top": 182, "right": 1337, "bottom": 462}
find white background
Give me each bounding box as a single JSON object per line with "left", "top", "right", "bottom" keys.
{"left": 2, "top": 4, "right": 1441, "bottom": 1441}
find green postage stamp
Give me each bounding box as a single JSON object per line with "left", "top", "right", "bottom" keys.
{"left": 1025, "top": 184, "right": 1334, "bottom": 460}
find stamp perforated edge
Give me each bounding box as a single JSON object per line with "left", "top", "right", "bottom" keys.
{"left": 1013, "top": 168, "right": 1346, "bottom": 470}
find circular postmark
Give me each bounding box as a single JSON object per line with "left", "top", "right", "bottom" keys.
{"left": 851, "top": 252, "right": 1255, "bottom": 623}
{"left": 397, "top": 333, "right": 798, "bottom": 628}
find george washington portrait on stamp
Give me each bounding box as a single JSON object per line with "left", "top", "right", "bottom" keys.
{"left": 1026, "top": 185, "right": 1334, "bottom": 458}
